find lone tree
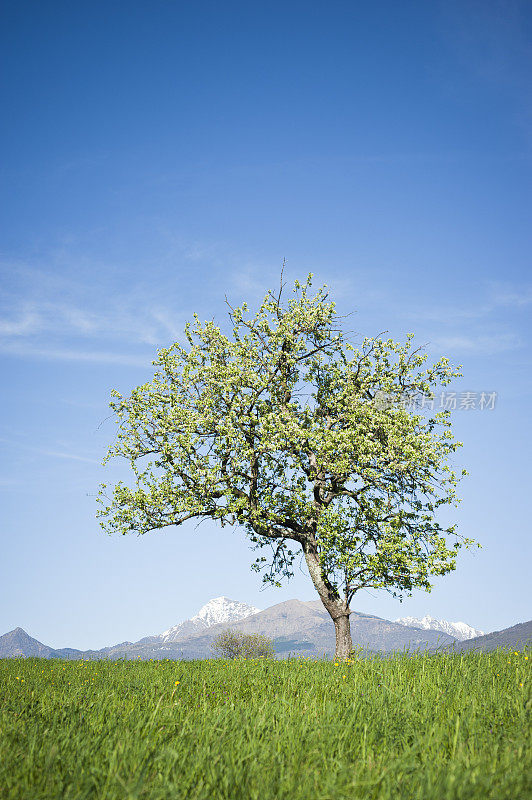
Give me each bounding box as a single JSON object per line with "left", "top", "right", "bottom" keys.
{"left": 97, "top": 273, "right": 475, "bottom": 660}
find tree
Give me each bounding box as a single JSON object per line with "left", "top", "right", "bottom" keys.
{"left": 97, "top": 272, "right": 475, "bottom": 660}
{"left": 211, "top": 629, "right": 275, "bottom": 659}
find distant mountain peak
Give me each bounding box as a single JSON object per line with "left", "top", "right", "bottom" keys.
{"left": 160, "top": 597, "right": 261, "bottom": 642}
{"left": 192, "top": 596, "right": 261, "bottom": 626}
{"left": 0, "top": 627, "right": 56, "bottom": 658}
{"left": 395, "top": 614, "right": 483, "bottom": 641}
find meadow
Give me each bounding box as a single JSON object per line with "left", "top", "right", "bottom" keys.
{"left": 0, "top": 649, "right": 530, "bottom": 800}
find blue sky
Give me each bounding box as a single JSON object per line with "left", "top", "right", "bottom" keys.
{"left": 1, "top": 0, "right": 531, "bottom": 649}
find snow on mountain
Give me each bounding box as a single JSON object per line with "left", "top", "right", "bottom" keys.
{"left": 160, "top": 597, "right": 261, "bottom": 643}
{"left": 395, "top": 614, "right": 484, "bottom": 641}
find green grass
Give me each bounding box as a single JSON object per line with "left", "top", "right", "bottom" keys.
{"left": 0, "top": 649, "right": 530, "bottom": 800}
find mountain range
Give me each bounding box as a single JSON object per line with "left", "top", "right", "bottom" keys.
{"left": 395, "top": 614, "right": 484, "bottom": 641}
{"left": 442, "top": 620, "right": 532, "bottom": 652}
{"left": 1, "top": 597, "right": 529, "bottom": 660}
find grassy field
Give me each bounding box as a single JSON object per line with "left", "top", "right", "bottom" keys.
{"left": 0, "top": 649, "right": 530, "bottom": 800}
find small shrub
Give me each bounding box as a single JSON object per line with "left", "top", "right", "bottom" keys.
{"left": 211, "top": 629, "right": 276, "bottom": 659}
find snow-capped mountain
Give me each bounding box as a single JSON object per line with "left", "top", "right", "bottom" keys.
{"left": 395, "top": 614, "right": 484, "bottom": 641}
{"left": 160, "top": 597, "right": 261, "bottom": 643}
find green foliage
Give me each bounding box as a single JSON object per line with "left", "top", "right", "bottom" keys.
{"left": 0, "top": 651, "right": 530, "bottom": 799}
{"left": 211, "top": 629, "right": 275, "bottom": 659}
{"left": 97, "top": 273, "right": 476, "bottom": 606}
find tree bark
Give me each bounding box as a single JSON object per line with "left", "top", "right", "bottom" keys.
{"left": 333, "top": 613, "right": 353, "bottom": 661}
{"left": 302, "top": 540, "right": 353, "bottom": 660}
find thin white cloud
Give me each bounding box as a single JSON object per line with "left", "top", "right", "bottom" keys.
{"left": 0, "top": 307, "right": 42, "bottom": 336}
{"left": 0, "top": 256, "right": 195, "bottom": 355}
{"left": 37, "top": 449, "right": 100, "bottom": 464}
{"left": 0, "top": 299, "right": 188, "bottom": 347}
{"left": 0, "top": 341, "right": 154, "bottom": 367}
{"left": 406, "top": 281, "right": 532, "bottom": 325}
{"left": 60, "top": 306, "right": 99, "bottom": 334}
{"left": 431, "top": 333, "right": 522, "bottom": 355}
{"left": 0, "top": 435, "right": 101, "bottom": 465}
{"left": 486, "top": 283, "right": 532, "bottom": 308}
{"left": 59, "top": 397, "right": 108, "bottom": 410}
{"left": 407, "top": 305, "right": 491, "bottom": 323}
{"left": 0, "top": 477, "right": 21, "bottom": 488}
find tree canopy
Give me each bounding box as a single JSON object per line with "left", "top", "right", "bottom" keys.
{"left": 97, "top": 273, "right": 475, "bottom": 659}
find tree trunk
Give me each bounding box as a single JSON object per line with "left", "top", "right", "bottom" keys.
{"left": 333, "top": 613, "right": 353, "bottom": 661}
{"left": 302, "top": 541, "right": 353, "bottom": 661}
